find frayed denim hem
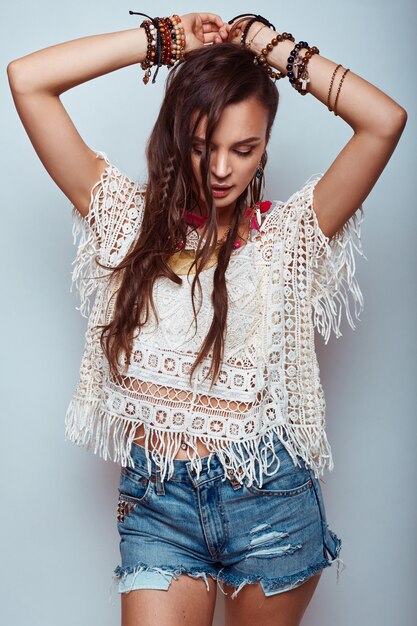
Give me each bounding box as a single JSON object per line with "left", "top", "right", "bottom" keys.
{"left": 109, "top": 553, "right": 346, "bottom": 604}
{"left": 108, "top": 562, "right": 219, "bottom": 605}
{"left": 217, "top": 557, "right": 332, "bottom": 598}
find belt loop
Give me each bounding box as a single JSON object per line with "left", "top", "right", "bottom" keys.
{"left": 155, "top": 469, "right": 165, "bottom": 495}
{"left": 227, "top": 468, "right": 243, "bottom": 490}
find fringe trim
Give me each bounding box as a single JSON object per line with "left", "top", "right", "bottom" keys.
{"left": 64, "top": 396, "right": 138, "bottom": 468}
{"left": 304, "top": 173, "right": 368, "bottom": 343}
{"left": 70, "top": 207, "right": 101, "bottom": 319}
{"left": 64, "top": 396, "right": 333, "bottom": 487}
{"left": 69, "top": 150, "right": 112, "bottom": 319}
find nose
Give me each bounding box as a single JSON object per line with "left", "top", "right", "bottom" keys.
{"left": 211, "top": 150, "right": 232, "bottom": 180}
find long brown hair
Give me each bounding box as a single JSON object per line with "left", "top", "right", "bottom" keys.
{"left": 98, "top": 42, "right": 279, "bottom": 389}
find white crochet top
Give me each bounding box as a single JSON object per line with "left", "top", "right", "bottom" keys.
{"left": 65, "top": 150, "right": 367, "bottom": 487}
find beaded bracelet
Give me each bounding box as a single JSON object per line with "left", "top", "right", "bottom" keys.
{"left": 297, "top": 45, "right": 320, "bottom": 93}
{"left": 253, "top": 30, "right": 295, "bottom": 81}
{"left": 160, "top": 15, "right": 185, "bottom": 67}
{"left": 169, "top": 14, "right": 186, "bottom": 65}
{"left": 287, "top": 41, "right": 320, "bottom": 95}
{"left": 139, "top": 20, "right": 157, "bottom": 84}
{"left": 164, "top": 16, "right": 177, "bottom": 66}
{"left": 159, "top": 17, "right": 170, "bottom": 66}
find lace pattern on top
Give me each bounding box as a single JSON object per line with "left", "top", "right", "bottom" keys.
{"left": 70, "top": 150, "right": 146, "bottom": 318}
{"left": 65, "top": 151, "right": 367, "bottom": 488}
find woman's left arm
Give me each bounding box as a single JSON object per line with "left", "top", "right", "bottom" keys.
{"left": 241, "top": 25, "right": 408, "bottom": 240}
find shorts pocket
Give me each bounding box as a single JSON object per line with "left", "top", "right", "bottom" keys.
{"left": 245, "top": 441, "right": 313, "bottom": 496}
{"left": 118, "top": 465, "right": 153, "bottom": 507}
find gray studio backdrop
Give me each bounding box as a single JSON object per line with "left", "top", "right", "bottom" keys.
{"left": 1, "top": 1, "right": 415, "bottom": 625}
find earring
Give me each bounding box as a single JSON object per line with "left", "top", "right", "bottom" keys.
{"left": 249, "top": 158, "right": 266, "bottom": 208}
{"left": 256, "top": 163, "right": 264, "bottom": 179}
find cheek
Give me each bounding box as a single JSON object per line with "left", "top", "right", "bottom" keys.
{"left": 237, "top": 159, "right": 259, "bottom": 185}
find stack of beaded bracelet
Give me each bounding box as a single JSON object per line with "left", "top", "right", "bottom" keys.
{"left": 228, "top": 14, "right": 321, "bottom": 95}
{"left": 129, "top": 11, "right": 186, "bottom": 84}
{"left": 286, "top": 41, "right": 320, "bottom": 95}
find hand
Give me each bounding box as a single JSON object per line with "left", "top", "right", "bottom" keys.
{"left": 180, "top": 13, "right": 229, "bottom": 53}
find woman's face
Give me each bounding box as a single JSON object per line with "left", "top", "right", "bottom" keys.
{"left": 190, "top": 97, "right": 268, "bottom": 223}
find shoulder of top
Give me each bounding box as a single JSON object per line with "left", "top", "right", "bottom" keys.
{"left": 120, "top": 175, "right": 147, "bottom": 196}
{"left": 116, "top": 173, "right": 147, "bottom": 198}
{"left": 106, "top": 162, "right": 147, "bottom": 196}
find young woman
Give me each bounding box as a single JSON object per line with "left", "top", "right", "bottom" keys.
{"left": 8, "top": 10, "right": 407, "bottom": 626}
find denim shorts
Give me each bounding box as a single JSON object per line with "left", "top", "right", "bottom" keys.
{"left": 110, "top": 434, "right": 344, "bottom": 600}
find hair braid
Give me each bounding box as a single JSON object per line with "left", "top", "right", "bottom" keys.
{"left": 159, "top": 154, "right": 176, "bottom": 210}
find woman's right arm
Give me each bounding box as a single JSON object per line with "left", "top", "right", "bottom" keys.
{"left": 7, "top": 28, "right": 149, "bottom": 218}
{"left": 7, "top": 14, "right": 225, "bottom": 219}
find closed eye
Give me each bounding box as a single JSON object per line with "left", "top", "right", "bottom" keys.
{"left": 192, "top": 147, "right": 254, "bottom": 158}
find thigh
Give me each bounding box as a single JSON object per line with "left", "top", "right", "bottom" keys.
{"left": 121, "top": 574, "right": 218, "bottom": 626}
{"left": 224, "top": 571, "right": 322, "bottom": 626}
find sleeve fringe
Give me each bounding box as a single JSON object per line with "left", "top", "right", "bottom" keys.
{"left": 69, "top": 150, "right": 111, "bottom": 318}
{"left": 306, "top": 174, "right": 368, "bottom": 343}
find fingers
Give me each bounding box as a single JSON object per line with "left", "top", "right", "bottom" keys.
{"left": 198, "top": 14, "right": 245, "bottom": 45}
{"left": 228, "top": 18, "right": 250, "bottom": 39}
{"left": 198, "top": 13, "right": 224, "bottom": 28}
{"left": 218, "top": 23, "right": 232, "bottom": 40}
{"left": 199, "top": 13, "right": 231, "bottom": 41}
{"left": 202, "top": 20, "right": 230, "bottom": 44}
{"left": 204, "top": 31, "right": 224, "bottom": 45}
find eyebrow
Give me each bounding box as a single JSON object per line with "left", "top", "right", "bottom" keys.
{"left": 192, "top": 136, "right": 262, "bottom": 146}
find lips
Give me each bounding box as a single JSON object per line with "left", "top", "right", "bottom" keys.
{"left": 212, "top": 185, "right": 232, "bottom": 190}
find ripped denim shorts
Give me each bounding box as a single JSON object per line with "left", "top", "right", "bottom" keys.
{"left": 110, "top": 435, "right": 344, "bottom": 600}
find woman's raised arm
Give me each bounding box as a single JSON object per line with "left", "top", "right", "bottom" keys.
{"left": 6, "top": 13, "right": 225, "bottom": 217}
{"left": 7, "top": 28, "right": 152, "bottom": 217}
{"left": 224, "top": 20, "right": 407, "bottom": 241}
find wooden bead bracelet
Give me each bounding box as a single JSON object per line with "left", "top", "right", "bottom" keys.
{"left": 253, "top": 30, "right": 296, "bottom": 81}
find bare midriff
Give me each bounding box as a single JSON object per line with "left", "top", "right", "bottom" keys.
{"left": 131, "top": 421, "right": 212, "bottom": 459}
